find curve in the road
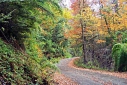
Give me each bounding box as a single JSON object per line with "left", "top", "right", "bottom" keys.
{"left": 57, "top": 58, "right": 127, "bottom": 85}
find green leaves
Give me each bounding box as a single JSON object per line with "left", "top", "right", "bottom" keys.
{"left": 112, "top": 43, "right": 127, "bottom": 72}
{"left": 0, "top": 0, "right": 72, "bottom": 84}
{"left": 0, "top": 13, "right": 12, "bottom": 23}
{"left": 0, "top": 0, "right": 62, "bottom": 47}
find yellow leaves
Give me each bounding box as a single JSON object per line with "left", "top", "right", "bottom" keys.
{"left": 63, "top": 8, "right": 73, "bottom": 19}
{"left": 41, "top": 29, "right": 48, "bottom": 35}
{"left": 119, "top": 0, "right": 127, "bottom": 4}
{"left": 85, "top": 28, "right": 93, "bottom": 34}
{"left": 96, "top": 19, "right": 101, "bottom": 27}
{"left": 35, "top": 45, "right": 43, "bottom": 58}
{"left": 111, "top": 4, "right": 116, "bottom": 7}
{"left": 81, "top": 7, "right": 93, "bottom": 20}
{"left": 95, "top": 1, "right": 127, "bottom": 36}
{"left": 123, "top": 5, "right": 127, "bottom": 11}
{"left": 69, "top": 0, "right": 127, "bottom": 47}
{"left": 110, "top": 11, "right": 127, "bottom": 30}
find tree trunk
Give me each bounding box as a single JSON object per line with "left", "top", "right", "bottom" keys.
{"left": 112, "top": 0, "right": 118, "bottom": 13}
{"left": 79, "top": 0, "right": 87, "bottom": 64}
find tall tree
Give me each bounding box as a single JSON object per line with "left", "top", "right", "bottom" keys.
{"left": 79, "top": 0, "right": 87, "bottom": 63}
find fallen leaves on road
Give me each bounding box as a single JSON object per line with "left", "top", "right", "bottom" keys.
{"left": 53, "top": 57, "right": 127, "bottom": 85}
{"left": 53, "top": 72, "right": 79, "bottom": 85}
{"left": 69, "top": 57, "right": 127, "bottom": 79}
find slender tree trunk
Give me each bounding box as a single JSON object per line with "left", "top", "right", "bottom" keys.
{"left": 112, "top": 0, "right": 118, "bottom": 13}
{"left": 81, "top": 22, "right": 87, "bottom": 63}
{"left": 79, "top": 0, "right": 87, "bottom": 63}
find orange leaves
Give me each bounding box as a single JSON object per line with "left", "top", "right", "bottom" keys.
{"left": 96, "top": 39, "right": 106, "bottom": 44}
{"left": 69, "top": 0, "right": 127, "bottom": 44}
{"left": 71, "top": 0, "right": 80, "bottom": 15}
{"left": 96, "top": 0, "right": 127, "bottom": 36}
{"left": 64, "top": 28, "right": 82, "bottom": 39}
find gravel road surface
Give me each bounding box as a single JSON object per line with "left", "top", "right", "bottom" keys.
{"left": 57, "top": 58, "right": 127, "bottom": 85}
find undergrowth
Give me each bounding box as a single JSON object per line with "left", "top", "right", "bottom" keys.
{"left": 0, "top": 39, "right": 56, "bottom": 85}
{"left": 74, "top": 58, "right": 114, "bottom": 71}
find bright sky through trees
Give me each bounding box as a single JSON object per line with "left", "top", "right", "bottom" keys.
{"left": 61, "top": 0, "right": 72, "bottom": 8}
{"left": 62, "top": 0, "right": 99, "bottom": 11}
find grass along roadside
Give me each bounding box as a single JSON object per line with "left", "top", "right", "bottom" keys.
{"left": 71, "top": 57, "right": 127, "bottom": 79}
{"left": 74, "top": 57, "right": 114, "bottom": 72}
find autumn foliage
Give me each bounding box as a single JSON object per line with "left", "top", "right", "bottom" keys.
{"left": 66, "top": 0, "right": 127, "bottom": 71}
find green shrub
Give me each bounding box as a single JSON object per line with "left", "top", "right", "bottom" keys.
{"left": 74, "top": 58, "right": 105, "bottom": 70}
{"left": 64, "top": 52, "right": 72, "bottom": 58}
{"left": 112, "top": 43, "right": 127, "bottom": 72}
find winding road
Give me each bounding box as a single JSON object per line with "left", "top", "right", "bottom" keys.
{"left": 57, "top": 58, "right": 127, "bottom": 85}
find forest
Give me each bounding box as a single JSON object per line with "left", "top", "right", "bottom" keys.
{"left": 0, "top": 0, "right": 127, "bottom": 85}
